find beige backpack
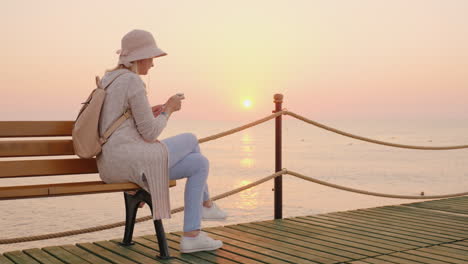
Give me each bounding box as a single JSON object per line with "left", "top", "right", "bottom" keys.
{"left": 72, "top": 72, "right": 132, "bottom": 159}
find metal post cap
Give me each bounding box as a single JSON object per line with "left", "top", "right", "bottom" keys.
{"left": 274, "top": 94, "right": 283, "bottom": 103}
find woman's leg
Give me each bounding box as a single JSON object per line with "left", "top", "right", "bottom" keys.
{"left": 162, "top": 133, "right": 211, "bottom": 205}
{"left": 168, "top": 152, "right": 209, "bottom": 232}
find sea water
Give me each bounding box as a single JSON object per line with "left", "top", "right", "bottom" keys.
{"left": 1, "top": 117, "right": 467, "bottom": 252}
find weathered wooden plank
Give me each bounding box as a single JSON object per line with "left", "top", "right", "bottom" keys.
{"left": 381, "top": 206, "right": 468, "bottom": 224}
{"left": 305, "top": 215, "right": 444, "bottom": 244}
{"left": 60, "top": 245, "right": 113, "bottom": 264}
{"left": 389, "top": 252, "right": 451, "bottom": 264}
{"left": 0, "top": 180, "right": 176, "bottom": 199}
{"left": 422, "top": 245, "right": 468, "bottom": 259}
{"left": 23, "top": 248, "right": 65, "bottom": 264}
{"left": 76, "top": 242, "right": 137, "bottom": 264}
{"left": 406, "top": 249, "right": 468, "bottom": 264}
{"left": 145, "top": 234, "right": 241, "bottom": 264}
{"left": 202, "top": 228, "right": 313, "bottom": 264}
{"left": 186, "top": 231, "right": 294, "bottom": 264}
{"left": 0, "top": 121, "right": 74, "bottom": 137}
{"left": 42, "top": 246, "right": 90, "bottom": 264}
{"left": 322, "top": 212, "right": 458, "bottom": 242}
{"left": 295, "top": 217, "right": 428, "bottom": 247}
{"left": 250, "top": 221, "right": 392, "bottom": 255}
{"left": 374, "top": 254, "right": 423, "bottom": 264}
{"left": 231, "top": 224, "right": 369, "bottom": 259}
{"left": 3, "top": 250, "right": 41, "bottom": 264}
{"left": 333, "top": 210, "right": 467, "bottom": 239}
{"left": 208, "top": 226, "right": 345, "bottom": 263}
{"left": 165, "top": 233, "right": 266, "bottom": 264}
{"left": 0, "top": 159, "right": 97, "bottom": 178}
{"left": 364, "top": 207, "right": 468, "bottom": 232}
{"left": 94, "top": 241, "right": 161, "bottom": 264}
{"left": 128, "top": 237, "right": 209, "bottom": 264}
{"left": 0, "top": 255, "right": 15, "bottom": 264}
{"left": 0, "top": 140, "right": 74, "bottom": 157}
{"left": 281, "top": 219, "right": 411, "bottom": 251}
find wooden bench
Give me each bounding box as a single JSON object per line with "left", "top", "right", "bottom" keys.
{"left": 0, "top": 121, "right": 176, "bottom": 259}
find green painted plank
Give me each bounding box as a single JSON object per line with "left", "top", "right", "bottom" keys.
{"left": 169, "top": 232, "right": 288, "bottom": 264}
{"left": 124, "top": 237, "right": 209, "bottom": 264}
{"left": 250, "top": 221, "right": 393, "bottom": 254}
{"left": 94, "top": 241, "right": 162, "bottom": 264}
{"left": 144, "top": 234, "right": 239, "bottom": 264}
{"left": 204, "top": 227, "right": 328, "bottom": 264}
{"left": 281, "top": 219, "right": 412, "bottom": 251}
{"left": 60, "top": 245, "right": 112, "bottom": 264}
{"left": 365, "top": 207, "right": 468, "bottom": 231}
{"left": 295, "top": 217, "right": 427, "bottom": 247}
{"left": 0, "top": 254, "right": 15, "bottom": 264}
{"left": 442, "top": 244, "right": 468, "bottom": 251}
{"left": 404, "top": 249, "right": 468, "bottom": 264}
{"left": 381, "top": 206, "right": 468, "bottom": 225}
{"left": 390, "top": 252, "right": 453, "bottom": 264}
{"left": 376, "top": 254, "right": 427, "bottom": 264}
{"left": 363, "top": 208, "right": 468, "bottom": 232}
{"left": 238, "top": 222, "right": 383, "bottom": 257}
{"left": 164, "top": 233, "right": 262, "bottom": 264}
{"left": 425, "top": 245, "right": 468, "bottom": 258}
{"left": 333, "top": 210, "right": 467, "bottom": 240}
{"left": 349, "top": 208, "right": 468, "bottom": 233}
{"left": 23, "top": 248, "right": 64, "bottom": 264}
{"left": 42, "top": 246, "right": 90, "bottom": 264}
{"left": 217, "top": 225, "right": 349, "bottom": 263}
{"left": 304, "top": 215, "right": 442, "bottom": 244}
{"left": 77, "top": 242, "right": 137, "bottom": 264}
{"left": 317, "top": 212, "right": 456, "bottom": 242}
{"left": 352, "top": 259, "right": 395, "bottom": 264}
{"left": 3, "top": 251, "right": 41, "bottom": 264}
{"left": 202, "top": 228, "right": 313, "bottom": 264}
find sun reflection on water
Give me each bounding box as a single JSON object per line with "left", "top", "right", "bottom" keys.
{"left": 240, "top": 132, "right": 256, "bottom": 168}
{"left": 235, "top": 180, "right": 259, "bottom": 210}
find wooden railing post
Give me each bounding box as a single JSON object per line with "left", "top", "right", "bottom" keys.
{"left": 273, "top": 94, "right": 283, "bottom": 219}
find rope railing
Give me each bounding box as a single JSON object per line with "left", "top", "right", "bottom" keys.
{"left": 2, "top": 168, "right": 467, "bottom": 244}
{"left": 3, "top": 107, "right": 468, "bottom": 244}
{"left": 284, "top": 111, "right": 468, "bottom": 150}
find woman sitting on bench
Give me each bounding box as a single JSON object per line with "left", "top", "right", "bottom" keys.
{"left": 97, "top": 29, "right": 227, "bottom": 253}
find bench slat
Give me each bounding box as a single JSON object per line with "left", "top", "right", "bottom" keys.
{"left": 0, "top": 180, "right": 176, "bottom": 199}
{"left": 0, "top": 121, "right": 74, "bottom": 137}
{"left": 0, "top": 158, "right": 97, "bottom": 178}
{"left": 0, "top": 140, "right": 75, "bottom": 157}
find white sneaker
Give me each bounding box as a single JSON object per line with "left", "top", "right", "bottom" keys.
{"left": 180, "top": 232, "right": 223, "bottom": 253}
{"left": 202, "top": 203, "right": 227, "bottom": 220}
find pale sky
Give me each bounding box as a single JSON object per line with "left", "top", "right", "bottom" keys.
{"left": 1, "top": 0, "right": 468, "bottom": 121}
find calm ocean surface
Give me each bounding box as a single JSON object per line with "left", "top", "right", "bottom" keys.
{"left": 1, "top": 117, "right": 468, "bottom": 252}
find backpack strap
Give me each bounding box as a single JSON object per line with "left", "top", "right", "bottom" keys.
{"left": 100, "top": 109, "right": 132, "bottom": 144}
{"left": 98, "top": 70, "right": 134, "bottom": 144}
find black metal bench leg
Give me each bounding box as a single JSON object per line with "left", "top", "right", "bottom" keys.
{"left": 120, "top": 191, "right": 141, "bottom": 246}
{"left": 141, "top": 191, "right": 171, "bottom": 259}
{"left": 154, "top": 219, "right": 170, "bottom": 259}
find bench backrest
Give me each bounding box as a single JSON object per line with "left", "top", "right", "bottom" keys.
{"left": 0, "top": 121, "right": 175, "bottom": 199}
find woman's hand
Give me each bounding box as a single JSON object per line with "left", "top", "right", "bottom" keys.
{"left": 152, "top": 104, "right": 164, "bottom": 117}
{"left": 164, "top": 95, "right": 182, "bottom": 115}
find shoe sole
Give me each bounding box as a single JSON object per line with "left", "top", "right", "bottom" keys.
{"left": 180, "top": 244, "right": 223, "bottom": 253}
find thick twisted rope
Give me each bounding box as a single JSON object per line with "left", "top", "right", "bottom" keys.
{"left": 198, "top": 111, "right": 283, "bottom": 143}
{"left": 284, "top": 170, "right": 468, "bottom": 199}
{"left": 284, "top": 111, "right": 468, "bottom": 150}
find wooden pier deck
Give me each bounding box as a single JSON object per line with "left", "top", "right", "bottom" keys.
{"left": 2, "top": 196, "right": 468, "bottom": 264}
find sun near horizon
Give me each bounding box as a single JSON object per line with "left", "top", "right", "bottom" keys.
{"left": 243, "top": 99, "right": 252, "bottom": 109}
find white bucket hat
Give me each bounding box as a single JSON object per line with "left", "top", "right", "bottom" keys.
{"left": 117, "top": 29, "right": 167, "bottom": 67}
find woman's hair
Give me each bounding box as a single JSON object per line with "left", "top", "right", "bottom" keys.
{"left": 106, "top": 61, "right": 139, "bottom": 74}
